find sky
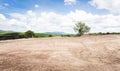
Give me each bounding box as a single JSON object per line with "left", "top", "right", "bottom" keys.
{"left": 0, "top": 0, "right": 120, "bottom": 33}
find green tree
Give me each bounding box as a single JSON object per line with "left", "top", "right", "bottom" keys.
{"left": 74, "top": 22, "right": 90, "bottom": 36}
{"left": 25, "top": 30, "right": 35, "bottom": 38}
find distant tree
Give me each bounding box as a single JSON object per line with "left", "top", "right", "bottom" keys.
{"left": 25, "top": 30, "right": 35, "bottom": 38}
{"left": 74, "top": 22, "right": 90, "bottom": 36}
{"left": 106, "top": 32, "right": 110, "bottom": 34}
{"left": 49, "top": 34, "right": 52, "bottom": 37}
{"left": 98, "top": 32, "right": 103, "bottom": 35}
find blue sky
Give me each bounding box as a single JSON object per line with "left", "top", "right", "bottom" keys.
{"left": 0, "top": 0, "right": 120, "bottom": 33}
{"left": 0, "top": 0, "right": 108, "bottom": 14}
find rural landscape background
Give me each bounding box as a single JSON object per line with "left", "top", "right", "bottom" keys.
{"left": 0, "top": 0, "right": 120, "bottom": 71}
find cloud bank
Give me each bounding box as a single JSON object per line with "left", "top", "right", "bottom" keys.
{"left": 89, "top": 0, "right": 120, "bottom": 14}
{"left": 0, "top": 9, "right": 120, "bottom": 33}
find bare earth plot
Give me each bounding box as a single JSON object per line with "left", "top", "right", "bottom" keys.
{"left": 0, "top": 35, "right": 120, "bottom": 71}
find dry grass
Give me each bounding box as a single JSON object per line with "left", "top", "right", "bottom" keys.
{"left": 0, "top": 35, "right": 120, "bottom": 71}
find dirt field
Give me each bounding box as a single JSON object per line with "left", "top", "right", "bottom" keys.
{"left": 0, "top": 35, "right": 120, "bottom": 71}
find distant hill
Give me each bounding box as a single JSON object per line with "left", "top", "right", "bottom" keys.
{"left": 45, "top": 32, "right": 65, "bottom": 34}
{"left": 0, "top": 30, "right": 14, "bottom": 35}
{"left": 0, "top": 30, "right": 5, "bottom": 32}
{"left": 0, "top": 30, "right": 14, "bottom": 32}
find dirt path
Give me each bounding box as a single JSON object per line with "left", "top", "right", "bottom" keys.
{"left": 0, "top": 35, "right": 120, "bottom": 71}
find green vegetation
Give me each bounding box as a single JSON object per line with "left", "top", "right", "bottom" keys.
{"left": 0, "top": 31, "right": 11, "bottom": 35}
{"left": 61, "top": 34, "right": 74, "bottom": 37}
{"left": 25, "top": 30, "right": 35, "bottom": 38}
{"left": 0, "top": 30, "right": 75, "bottom": 40}
{"left": 0, "top": 29, "right": 120, "bottom": 40}
{"left": 35, "top": 33, "right": 52, "bottom": 37}
{"left": 0, "top": 32, "right": 25, "bottom": 40}
{"left": 0, "top": 30, "right": 61, "bottom": 40}
{"left": 90, "top": 32, "right": 120, "bottom": 35}
{"left": 74, "top": 22, "right": 90, "bottom": 36}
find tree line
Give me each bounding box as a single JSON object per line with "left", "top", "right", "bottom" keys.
{"left": 0, "top": 21, "right": 119, "bottom": 40}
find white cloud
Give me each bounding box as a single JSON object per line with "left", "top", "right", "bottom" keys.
{"left": 0, "top": 10, "right": 120, "bottom": 33}
{"left": 0, "top": 14, "right": 6, "bottom": 20}
{"left": 10, "top": 13, "right": 27, "bottom": 21}
{"left": 64, "top": 0, "right": 77, "bottom": 5}
{"left": 4, "top": 3, "right": 9, "bottom": 7}
{"left": 34, "top": 4, "right": 39, "bottom": 8}
{"left": 89, "top": 0, "right": 120, "bottom": 14}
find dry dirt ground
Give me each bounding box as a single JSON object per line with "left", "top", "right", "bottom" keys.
{"left": 0, "top": 35, "right": 120, "bottom": 71}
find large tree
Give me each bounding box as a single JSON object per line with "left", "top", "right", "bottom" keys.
{"left": 74, "top": 22, "right": 90, "bottom": 36}
{"left": 25, "top": 30, "right": 35, "bottom": 38}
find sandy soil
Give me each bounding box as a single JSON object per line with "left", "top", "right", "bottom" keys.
{"left": 0, "top": 35, "right": 120, "bottom": 71}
